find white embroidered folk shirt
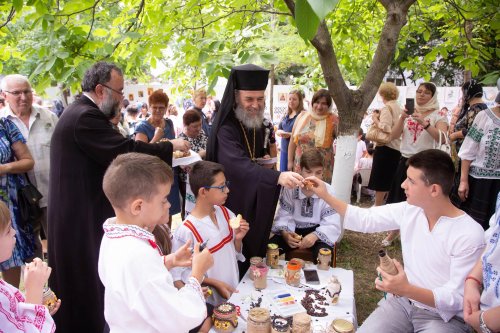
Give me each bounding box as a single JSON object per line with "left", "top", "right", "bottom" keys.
{"left": 98, "top": 218, "right": 206, "bottom": 333}
{"left": 172, "top": 205, "right": 245, "bottom": 305}
{"left": 0, "top": 280, "right": 55, "bottom": 333}
{"left": 344, "top": 202, "right": 485, "bottom": 322}
{"left": 458, "top": 108, "right": 500, "bottom": 179}
{"left": 272, "top": 183, "right": 341, "bottom": 247}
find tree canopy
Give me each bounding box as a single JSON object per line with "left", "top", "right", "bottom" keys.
{"left": 0, "top": 0, "right": 497, "bottom": 100}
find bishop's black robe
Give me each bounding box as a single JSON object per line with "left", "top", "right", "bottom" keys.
{"left": 213, "top": 116, "right": 281, "bottom": 272}
{"left": 47, "top": 96, "right": 172, "bottom": 333}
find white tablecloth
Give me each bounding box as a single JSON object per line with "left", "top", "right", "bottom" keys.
{"left": 210, "top": 261, "right": 356, "bottom": 332}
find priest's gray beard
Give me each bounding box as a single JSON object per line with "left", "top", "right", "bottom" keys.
{"left": 234, "top": 103, "right": 265, "bottom": 129}
{"left": 99, "top": 92, "right": 121, "bottom": 119}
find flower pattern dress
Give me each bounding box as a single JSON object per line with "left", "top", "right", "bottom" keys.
{"left": 293, "top": 113, "right": 338, "bottom": 183}
{"left": 0, "top": 118, "right": 34, "bottom": 270}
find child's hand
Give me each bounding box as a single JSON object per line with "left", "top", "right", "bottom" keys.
{"left": 173, "top": 239, "right": 193, "bottom": 267}
{"left": 374, "top": 259, "right": 409, "bottom": 296}
{"left": 304, "top": 176, "right": 328, "bottom": 199}
{"left": 49, "top": 299, "right": 62, "bottom": 316}
{"left": 299, "top": 233, "right": 318, "bottom": 249}
{"left": 283, "top": 231, "right": 301, "bottom": 249}
{"left": 191, "top": 243, "right": 214, "bottom": 283}
{"left": 234, "top": 219, "right": 249, "bottom": 240}
{"left": 201, "top": 286, "right": 211, "bottom": 299}
{"left": 211, "top": 280, "right": 238, "bottom": 300}
{"left": 24, "top": 258, "right": 51, "bottom": 305}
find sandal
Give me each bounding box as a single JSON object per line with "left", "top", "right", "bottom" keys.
{"left": 381, "top": 239, "right": 393, "bottom": 247}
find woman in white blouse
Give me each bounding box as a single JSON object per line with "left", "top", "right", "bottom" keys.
{"left": 383, "top": 82, "right": 448, "bottom": 246}
{"left": 457, "top": 94, "right": 500, "bottom": 229}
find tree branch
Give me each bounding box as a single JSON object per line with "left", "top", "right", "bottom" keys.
{"left": 0, "top": 6, "right": 16, "bottom": 29}
{"left": 358, "top": 0, "right": 416, "bottom": 111}
{"left": 54, "top": 0, "right": 100, "bottom": 17}
{"left": 111, "top": 0, "right": 145, "bottom": 53}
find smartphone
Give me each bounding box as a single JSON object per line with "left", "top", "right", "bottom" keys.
{"left": 303, "top": 269, "right": 320, "bottom": 285}
{"left": 405, "top": 98, "right": 415, "bottom": 115}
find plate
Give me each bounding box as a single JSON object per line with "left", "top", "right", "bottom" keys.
{"left": 172, "top": 150, "right": 202, "bottom": 167}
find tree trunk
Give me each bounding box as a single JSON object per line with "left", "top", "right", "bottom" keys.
{"left": 284, "top": 0, "right": 416, "bottom": 203}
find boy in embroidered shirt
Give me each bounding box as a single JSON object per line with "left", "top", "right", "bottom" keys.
{"left": 306, "top": 149, "right": 485, "bottom": 333}
{"left": 0, "top": 201, "right": 60, "bottom": 333}
{"left": 270, "top": 148, "right": 341, "bottom": 260}
{"left": 98, "top": 153, "right": 213, "bottom": 333}
{"left": 172, "top": 161, "right": 250, "bottom": 305}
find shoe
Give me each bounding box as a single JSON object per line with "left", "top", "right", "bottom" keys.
{"left": 381, "top": 239, "right": 393, "bottom": 247}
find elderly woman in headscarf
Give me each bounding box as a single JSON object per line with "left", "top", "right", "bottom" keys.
{"left": 383, "top": 82, "right": 448, "bottom": 246}
{"left": 287, "top": 89, "right": 338, "bottom": 183}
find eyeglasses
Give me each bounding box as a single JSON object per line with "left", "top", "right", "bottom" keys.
{"left": 204, "top": 181, "right": 230, "bottom": 193}
{"left": 101, "top": 84, "right": 124, "bottom": 96}
{"left": 4, "top": 90, "right": 32, "bottom": 96}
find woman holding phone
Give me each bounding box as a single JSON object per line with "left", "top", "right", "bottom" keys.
{"left": 382, "top": 82, "right": 448, "bottom": 246}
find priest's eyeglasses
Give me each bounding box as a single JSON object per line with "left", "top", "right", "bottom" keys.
{"left": 204, "top": 181, "right": 230, "bottom": 193}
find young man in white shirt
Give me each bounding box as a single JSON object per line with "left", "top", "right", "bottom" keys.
{"left": 307, "top": 149, "right": 485, "bottom": 332}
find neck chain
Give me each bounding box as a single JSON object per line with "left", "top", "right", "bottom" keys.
{"left": 239, "top": 121, "right": 256, "bottom": 161}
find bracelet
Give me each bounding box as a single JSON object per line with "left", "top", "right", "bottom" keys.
{"left": 465, "top": 275, "right": 482, "bottom": 286}
{"left": 423, "top": 123, "right": 431, "bottom": 130}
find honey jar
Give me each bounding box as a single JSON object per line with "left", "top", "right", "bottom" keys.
{"left": 285, "top": 261, "right": 301, "bottom": 287}
{"left": 317, "top": 248, "right": 332, "bottom": 270}
{"left": 266, "top": 243, "right": 280, "bottom": 268}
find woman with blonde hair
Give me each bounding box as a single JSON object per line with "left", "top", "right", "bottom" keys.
{"left": 192, "top": 88, "right": 211, "bottom": 136}
{"left": 276, "top": 89, "right": 304, "bottom": 171}
{"left": 288, "top": 89, "right": 338, "bottom": 183}
{"left": 368, "top": 82, "right": 402, "bottom": 206}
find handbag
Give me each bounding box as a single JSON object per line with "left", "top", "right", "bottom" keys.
{"left": 17, "top": 173, "right": 43, "bottom": 227}
{"left": 365, "top": 105, "right": 394, "bottom": 145}
{"left": 434, "top": 130, "right": 451, "bottom": 155}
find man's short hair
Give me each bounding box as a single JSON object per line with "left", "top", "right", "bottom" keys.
{"left": 81, "top": 62, "right": 122, "bottom": 92}
{"left": 407, "top": 149, "right": 455, "bottom": 195}
{"left": 189, "top": 161, "right": 225, "bottom": 198}
{"left": 103, "top": 153, "right": 173, "bottom": 210}
{"left": 300, "top": 149, "right": 324, "bottom": 170}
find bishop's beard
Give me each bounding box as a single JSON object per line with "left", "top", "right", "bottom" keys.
{"left": 234, "top": 104, "right": 265, "bottom": 129}
{"left": 99, "top": 93, "right": 121, "bottom": 119}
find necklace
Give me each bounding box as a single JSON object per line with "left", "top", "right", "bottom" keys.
{"left": 239, "top": 121, "right": 256, "bottom": 161}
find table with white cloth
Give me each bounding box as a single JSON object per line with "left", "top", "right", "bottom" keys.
{"left": 209, "top": 260, "right": 356, "bottom": 332}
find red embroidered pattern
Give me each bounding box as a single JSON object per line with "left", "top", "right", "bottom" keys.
{"left": 407, "top": 118, "right": 424, "bottom": 143}
{"left": 183, "top": 206, "right": 234, "bottom": 254}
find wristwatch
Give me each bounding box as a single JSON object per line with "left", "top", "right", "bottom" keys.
{"left": 479, "top": 311, "right": 493, "bottom": 333}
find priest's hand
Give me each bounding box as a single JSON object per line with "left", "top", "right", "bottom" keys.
{"left": 49, "top": 299, "right": 62, "bottom": 316}
{"left": 299, "top": 233, "right": 318, "bottom": 249}
{"left": 170, "top": 138, "right": 190, "bottom": 152}
{"left": 304, "top": 176, "right": 328, "bottom": 200}
{"left": 278, "top": 171, "right": 304, "bottom": 188}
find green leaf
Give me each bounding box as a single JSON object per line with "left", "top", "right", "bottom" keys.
{"left": 295, "top": 0, "right": 320, "bottom": 40}
{"left": 307, "top": 0, "right": 339, "bottom": 22}
{"left": 12, "top": 0, "right": 23, "bottom": 12}
{"left": 93, "top": 28, "right": 109, "bottom": 37}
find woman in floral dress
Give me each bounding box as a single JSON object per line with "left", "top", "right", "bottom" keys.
{"left": 288, "top": 89, "right": 338, "bottom": 183}
{"left": 0, "top": 117, "right": 35, "bottom": 287}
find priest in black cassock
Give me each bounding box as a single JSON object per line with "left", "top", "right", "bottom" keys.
{"left": 48, "top": 62, "right": 189, "bottom": 333}
{"left": 206, "top": 64, "right": 303, "bottom": 273}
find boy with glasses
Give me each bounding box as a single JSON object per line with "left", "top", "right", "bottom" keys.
{"left": 172, "top": 160, "right": 250, "bottom": 306}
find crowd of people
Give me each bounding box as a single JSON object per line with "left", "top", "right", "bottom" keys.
{"left": 0, "top": 61, "right": 498, "bottom": 333}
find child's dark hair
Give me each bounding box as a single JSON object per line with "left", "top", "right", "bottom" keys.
{"left": 407, "top": 149, "right": 454, "bottom": 195}
{"left": 300, "top": 149, "right": 324, "bottom": 170}
{"left": 367, "top": 143, "right": 375, "bottom": 155}
{"left": 103, "top": 153, "right": 173, "bottom": 209}
{"left": 189, "top": 161, "right": 225, "bottom": 198}
{"left": 0, "top": 201, "right": 10, "bottom": 233}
